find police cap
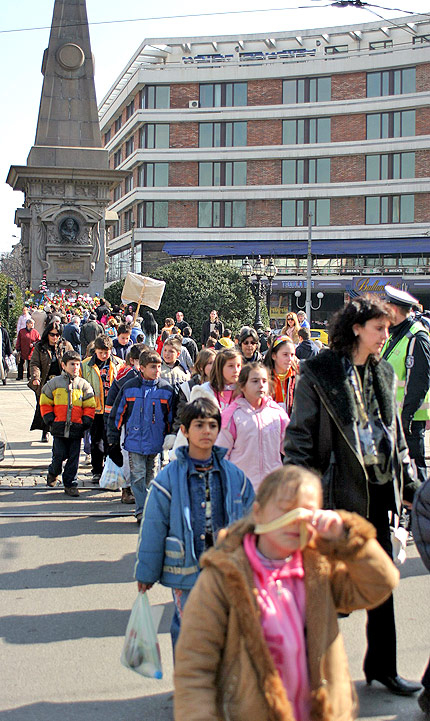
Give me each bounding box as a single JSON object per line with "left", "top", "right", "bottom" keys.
{"left": 384, "top": 284, "right": 420, "bottom": 309}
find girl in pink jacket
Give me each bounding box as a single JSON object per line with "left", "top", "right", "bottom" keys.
{"left": 217, "top": 363, "right": 289, "bottom": 491}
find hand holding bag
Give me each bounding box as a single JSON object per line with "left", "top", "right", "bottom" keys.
{"left": 99, "top": 456, "right": 126, "bottom": 490}
{"left": 121, "top": 592, "right": 163, "bottom": 679}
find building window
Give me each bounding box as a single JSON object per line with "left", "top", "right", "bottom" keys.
{"left": 198, "top": 201, "right": 246, "bottom": 227}
{"left": 282, "top": 158, "right": 330, "bottom": 183}
{"left": 104, "top": 129, "right": 111, "bottom": 145}
{"left": 365, "top": 195, "right": 414, "bottom": 224}
{"left": 199, "top": 122, "right": 247, "bottom": 147}
{"left": 366, "top": 152, "right": 415, "bottom": 180}
{"left": 110, "top": 220, "right": 120, "bottom": 240}
{"left": 199, "top": 82, "right": 247, "bottom": 108}
{"left": 115, "top": 116, "right": 122, "bottom": 133}
{"left": 139, "top": 124, "right": 170, "bottom": 149}
{"left": 139, "top": 85, "right": 170, "bottom": 109}
{"left": 325, "top": 45, "right": 348, "bottom": 54}
{"left": 125, "top": 137, "right": 134, "bottom": 157}
{"left": 283, "top": 118, "right": 330, "bottom": 144}
{"left": 366, "top": 110, "right": 415, "bottom": 139}
{"left": 126, "top": 100, "right": 134, "bottom": 119}
{"left": 125, "top": 174, "right": 133, "bottom": 194}
{"left": 113, "top": 149, "right": 122, "bottom": 167}
{"left": 282, "top": 199, "right": 330, "bottom": 226}
{"left": 113, "top": 184, "right": 122, "bottom": 202}
{"left": 369, "top": 40, "right": 393, "bottom": 50}
{"left": 138, "top": 163, "right": 169, "bottom": 186}
{"left": 283, "top": 76, "right": 331, "bottom": 104}
{"left": 367, "top": 67, "right": 415, "bottom": 97}
{"left": 137, "top": 201, "right": 168, "bottom": 227}
{"left": 122, "top": 209, "right": 133, "bottom": 232}
{"left": 199, "top": 161, "right": 247, "bottom": 186}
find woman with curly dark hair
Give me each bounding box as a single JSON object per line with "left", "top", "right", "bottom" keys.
{"left": 29, "top": 322, "right": 73, "bottom": 441}
{"left": 283, "top": 294, "right": 421, "bottom": 697}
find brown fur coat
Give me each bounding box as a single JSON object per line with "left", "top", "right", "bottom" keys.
{"left": 174, "top": 512, "right": 399, "bottom": 721}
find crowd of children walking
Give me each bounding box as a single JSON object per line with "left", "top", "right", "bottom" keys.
{"left": 22, "top": 298, "right": 428, "bottom": 720}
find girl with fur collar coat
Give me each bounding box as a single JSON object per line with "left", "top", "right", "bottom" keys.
{"left": 174, "top": 466, "right": 398, "bottom": 721}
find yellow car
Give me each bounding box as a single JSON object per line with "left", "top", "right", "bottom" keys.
{"left": 310, "top": 328, "right": 329, "bottom": 346}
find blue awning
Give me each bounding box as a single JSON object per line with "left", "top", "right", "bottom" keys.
{"left": 162, "top": 238, "right": 430, "bottom": 257}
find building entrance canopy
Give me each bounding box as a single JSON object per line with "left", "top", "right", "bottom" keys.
{"left": 162, "top": 238, "right": 430, "bottom": 258}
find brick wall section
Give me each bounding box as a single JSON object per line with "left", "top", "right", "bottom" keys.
{"left": 170, "top": 83, "right": 200, "bottom": 109}
{"left": 331, "top": 155, "right": 366, "bottom": 183}
{"left": 416, "top": 63, "right": 430, "bottom": 92}
{"left": 416, "top": 107, "right": 430, "bottom": 135}
{"left": 248, "top": 78, "right": 283, "bottom": 106}
{"left": 169, "top": 162, "right": 199, "bottom": 186}
{"left": 331, "top": 72, "right": 367, "bottom": 101}
{"left": 248, "top": 119, "right": 282, "bottom": 146}
{"left": 330, "top": 196, "right": 365, "bottom": 225}
{"left": 168, "top": 201, "right": 198, "bottom": 227}
{"left": 247, "top": 200, "right": 281, "bottom": 226}
{"left": 170, "top": 122, "right": 199, "bottom": 148}
{"left": 415, "top": 150, "right": 430, "bottom": 178}
{"left": 247, "top": 160, "right": 282, "bottom": 185}
{"left": 414, "top": 193, "right": 430, "bottom": 223}
{"left": 332, "top": 113, "right": 366, "bottom": 142}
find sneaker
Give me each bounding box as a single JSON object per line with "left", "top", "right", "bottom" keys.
{"left": 121, "top": 487, "right": 135, "bottom": 504}
{"left": 136, "top": 512, "right": 143, "bottom": 526}
{"left": 91, "top": 473, "right": 102, "bottom": 485}
{"left": 47, "top": 473, "right": 58, "bottom": 487}
{"left": 418, "top": 688, "right": 430, "bottom": 716}
{"left": 64, "top": 486, "right": 80, "bottom": 497}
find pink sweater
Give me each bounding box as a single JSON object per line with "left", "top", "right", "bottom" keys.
{"left": 216, "top": 396, "right": 289, "bottom": 491}
{"left": 244, "top": 534, "right": 310, "bottom": 721}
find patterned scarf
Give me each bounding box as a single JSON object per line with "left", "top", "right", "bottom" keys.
{"left": 344, "top": 357, "right": 394, "bottom": 485}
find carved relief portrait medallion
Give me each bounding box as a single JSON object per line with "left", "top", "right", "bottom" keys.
{"left": 59, "top": 217, "right": 79, "bottom": 243}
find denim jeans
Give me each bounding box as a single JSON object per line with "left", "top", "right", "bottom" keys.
{"left": 171, "top": 587, "right": 191, "bottom": 654}
{"left": 128, "top": 451, "right": 159, "bottom": 516}
{"left": 48, "top": 436, "right": 81, "bottom": 487}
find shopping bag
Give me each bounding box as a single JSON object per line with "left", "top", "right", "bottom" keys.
{"left": 121, "top": 593, "right": 163, "bottom": 679}
{"left": 99, "top": 456, "right": 126, "bottom": 490}
{"left": 8, "top": 355, "right": 17, "bottom": 373}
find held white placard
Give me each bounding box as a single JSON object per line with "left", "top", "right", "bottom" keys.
{"left": 121, "top": 272, "right": 166, "bottom": 311}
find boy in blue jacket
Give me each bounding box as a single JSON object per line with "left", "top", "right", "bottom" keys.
{"left": 107, "top": 350, "right": 173, "bottom": 523}
{"left": 135, "top": 397, "right": 255, "bottom": 650}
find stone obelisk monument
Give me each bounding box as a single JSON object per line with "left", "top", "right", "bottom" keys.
{"left": 7, "top": 0, "right": 125, "bottom": 295}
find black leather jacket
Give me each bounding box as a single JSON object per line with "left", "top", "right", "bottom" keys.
{"left": 283, "top": 349, "right": 417, "bottom": 518}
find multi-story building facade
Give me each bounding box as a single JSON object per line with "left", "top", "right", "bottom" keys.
{"left": 99, "top": 14, "right": 430, "bottom": 320}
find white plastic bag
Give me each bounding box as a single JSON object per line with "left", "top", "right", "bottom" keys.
{"left": 7, "top": 355, "right": 17, "bottom": 373}
{"left": 121, "top": 593, "right": 163, "bottom": 679}
{"left": 99, "top": 456, "right": 127, "bottom": 490}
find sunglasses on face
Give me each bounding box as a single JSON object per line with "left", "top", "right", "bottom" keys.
{"left": 48, "top": 332, "right": 59, "bottom": 337}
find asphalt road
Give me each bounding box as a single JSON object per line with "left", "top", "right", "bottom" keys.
{"left": 0, "top": 486, "right": 429, "bottom": 721}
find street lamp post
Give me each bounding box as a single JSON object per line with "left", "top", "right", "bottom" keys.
{"left": 295, "top": 290, "right": 324, "bottom": 322}
{"left": 293, "top": 211, "right": 324, "bottom": 324}
{"left": 241, "top": 255, "right": 278, "bottom": 333}
{"left": 130, "top": 220, "right": 136, "bottom": 274}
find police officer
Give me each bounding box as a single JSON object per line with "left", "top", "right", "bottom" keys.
{"left": 382, "top": 285, "right": 430, "bottom": 485}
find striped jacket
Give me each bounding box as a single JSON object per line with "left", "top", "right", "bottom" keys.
{"left": 40, "top": 371, "right": 96, "bottom": 438}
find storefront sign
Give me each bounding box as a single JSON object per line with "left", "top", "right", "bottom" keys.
{"left": 351, "top": 277, "right": 405, "bottom": 294}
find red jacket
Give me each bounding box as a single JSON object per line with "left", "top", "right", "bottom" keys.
{"left": 16, "top": 328, "right": 40, "bottom": 360}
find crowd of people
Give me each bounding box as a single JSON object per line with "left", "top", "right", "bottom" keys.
{"left": 1, "top": 286, "right": 430, "bottom": 720}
